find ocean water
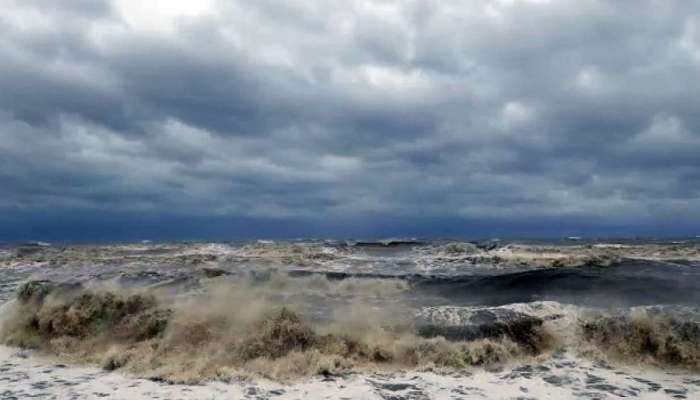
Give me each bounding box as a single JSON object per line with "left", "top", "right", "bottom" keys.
{"left": 0, "top": 239, "right": 699, "bottom": 399}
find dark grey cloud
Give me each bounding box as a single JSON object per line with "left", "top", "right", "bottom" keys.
{"left": 1, "top": 0, "right": 700, "bottom": 238}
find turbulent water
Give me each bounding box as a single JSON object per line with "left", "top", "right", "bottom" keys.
{"left": 0, "top": 239, "right": 699, "bottom": 399}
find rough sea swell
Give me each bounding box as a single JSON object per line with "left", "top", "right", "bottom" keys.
{"left": 0, "top": 240, "right": 699, "bottom": 398}
{"left": 411, "top": 259, "right": 700, "bottom": 307}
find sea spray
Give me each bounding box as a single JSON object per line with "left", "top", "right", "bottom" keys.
{"left": 4, "top": 270, "right": 700, "bottom": 383}
{"left": 0, "top": 278, "right": 552, "bottom": 383}
{"left": 579, "top": 307, "right": 700, "bottom": 370}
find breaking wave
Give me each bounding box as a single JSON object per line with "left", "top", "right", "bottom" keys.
{"left": 3, "top": 275, "right": 700, "bottom": 384}
{"left": 579, "top": 307, "right": 700, "bottom": 370}
{"left": 231, "top": 242, "right": 346, "bottom": 264}
{"left": 0, "top": 278, "right": 552, "bottom": 383}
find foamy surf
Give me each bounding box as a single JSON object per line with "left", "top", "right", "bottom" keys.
{"left": 0, "top": 345, "right": 697, "bottom": 399}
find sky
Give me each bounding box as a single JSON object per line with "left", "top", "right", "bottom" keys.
{"left": 1, "top": 0, "right": 700, "bottom": 240}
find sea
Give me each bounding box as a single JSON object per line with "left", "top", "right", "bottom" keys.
{"left": 0, "top": 239, "right": 698, "bottom": 399}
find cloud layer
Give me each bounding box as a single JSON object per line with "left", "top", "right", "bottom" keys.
{"left": 1, "top": 0, "right": 699, "bottom": 238}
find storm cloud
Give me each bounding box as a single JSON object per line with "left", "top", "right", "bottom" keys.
{"left": 1, "top": 0, "right": 699, "bottom": 239}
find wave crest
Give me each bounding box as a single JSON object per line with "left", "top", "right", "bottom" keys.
{"left": 1, "top": 279, "right": 552, "bottom": 382}
{"left": 580, "top": 307, "right": 700, "bottom": 370}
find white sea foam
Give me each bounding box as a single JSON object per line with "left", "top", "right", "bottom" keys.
{"left": 0, "top": 345, "right": 696, "bottom": 399}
